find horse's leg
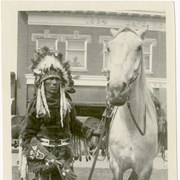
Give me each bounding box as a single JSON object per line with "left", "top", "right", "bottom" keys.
{"left": 138, "top": 163, "right": 153, "bottom": 180}
{"left": 112, "top": 169, "right": 123, "bottom": 180}
{"left": 128, "top": 170, "right": 138, "bottom": 180}
{"left": 109, "top": 156, "right": 123, "bottom": 180}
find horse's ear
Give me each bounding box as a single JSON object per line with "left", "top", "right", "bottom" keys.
{"left": 136, "top": 25, "right": 149, "bottom": 39}
{"left": 110, "top": 28, "right": 119, "bottom": 37}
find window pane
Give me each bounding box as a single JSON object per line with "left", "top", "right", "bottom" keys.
{"left": 68, "top": 40, "right": 84, "bottom": 50}
{"left": 103, "top": 41, "right": 110, "bottom": 68}
{"left": 104, "top": 40, "right": 111, "bottom": 51}
{"left": 142, "top": 44, "right": 150, "bottom": 53}
{"left": 104, "top": 52, "right": 109, "bottom": 68}
{"left": 143, "top": 54, "right": 150, "bottom": 70}
{"left": 67, "top": 51, "right": 85, "bottom": 68}
{"left": 38, "top": 38, "right": 56, "bottom": 50}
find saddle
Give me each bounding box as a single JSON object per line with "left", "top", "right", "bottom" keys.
{"left": 152, "top": 95, "right": 168, "bottom": 151}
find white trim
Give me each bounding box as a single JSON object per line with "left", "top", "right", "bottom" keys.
{"left": 99, "top": 36, "right": 112, "bottom": 44}
{"left": 35, "top": 38, "right": 59, "bottom": 50}
{"left": 25, "top": 74, "right": 166, "bottom": 88}
{"left": 25, "top": 74, "right": 35, "bottom": 85}
{"left": 148, "top": 78, "right": 166, "bottom": 89}
{"left": 27, "top": 12, "right": 166, "bottom": 32}
{"left": 74, "top": 76, "right": 107, "bottom": 87}
{"left": 143, "top": 38, "right": 157, "bottom": 73}
{"left": 120, "top": 10, "right": 165, "bottom": 17}
{"left": 84, "top": 40, "right": 88, "bottom": 71}
{"left": 99, "top": 36, "right": 112, "bottom": 69}
{"left": 103, "top": 41, "right": 107, "bottom": 69}
{"left": 32, "top": 29, "right": 62, "bottom": 41}
{"left": 147, "top": 43, "right": 153, "bottom": 73}
{"left": 32, "top": 29, "right": 61, "bottom": 50}
{"left": 61, "top": 32, "right": 91, "bottom": 42}
{"left": 143, "top": 38, "right": 157, "bottom": 46}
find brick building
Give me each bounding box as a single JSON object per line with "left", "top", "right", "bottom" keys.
{"left": 15, "top": 10, "right": 166, "bottom": 118}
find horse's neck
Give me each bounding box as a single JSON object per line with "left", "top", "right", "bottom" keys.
{"left": 127, "top": 67, "right": 147, "bottom": 123}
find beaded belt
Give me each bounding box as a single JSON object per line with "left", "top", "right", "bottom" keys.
{"left": 40, "top": 138, "right": 70, "bottom": 147}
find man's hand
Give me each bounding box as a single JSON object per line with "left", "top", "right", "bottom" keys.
{"left": 91, "top": 128, "right": 103, "bottom": 137}
{"left": 86, "top": 128, "right": 103, "bottom": 140}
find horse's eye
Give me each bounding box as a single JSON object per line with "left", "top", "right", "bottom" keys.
{"left": 107, "top": 47, "right": 110, "bottom": 52}
{"left": 136, "top": 45, "right": 142, "bottom": 51}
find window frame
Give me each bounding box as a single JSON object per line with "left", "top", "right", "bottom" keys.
{"left": 142, "top": 39, "right": 157, "bottom": 74}
{"left": 99, "top": 36, "right": 112, "bottom": 72}
{"left": 65, "top": 39, "right": 88, "bottom": 72}
{"left": 35, "top": 37, "right": 59, "bottom": 50}
{"left": 102, "top": 40, "right": 110, "bottom": 70}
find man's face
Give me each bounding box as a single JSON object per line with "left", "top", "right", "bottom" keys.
{"left": 44, "top": 77, "right": 60, "bottom": 95}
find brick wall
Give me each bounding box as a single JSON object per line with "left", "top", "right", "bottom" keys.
{"left": 17, "top": 15, "right": 166, "bottom": 115}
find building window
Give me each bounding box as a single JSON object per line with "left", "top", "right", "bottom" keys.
{"left": 32, "top": 29, "right": 61, "bottom": 50}
{"left": 62, "top": 31, "right": 91, "bottom": 72}
{"left": 99, "top": 36, "right": 111, "bottom": 72}
{"left": 103, "top": 40, "right": 110, "bottom": 70}
{"left": 36, "top": 38, "right": 58, "bottom": 50}
{"left": 142, "top": 39, "right": 157, "bottom": 74}
{"left": 66, "top": 40, "right": 87, "bottom": 71}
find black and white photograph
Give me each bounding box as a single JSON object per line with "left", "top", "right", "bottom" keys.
{"left": 1, "top": 1, "right": 176, "bottom": 180}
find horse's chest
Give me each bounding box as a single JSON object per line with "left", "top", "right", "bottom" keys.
{"left": 110, "top": 140, "right": 134, "bottom": 160}
{"left": 108, "top": 109, "right": 157, "bottom": 168}
{"left": 109, "top": 115, "right": 135, "bottom": 163}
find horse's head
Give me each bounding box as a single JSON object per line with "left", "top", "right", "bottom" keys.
{"left": 106, "top": 26, "right": 148, "bottom": 106}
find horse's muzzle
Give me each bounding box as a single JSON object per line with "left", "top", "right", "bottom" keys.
{"left": 107, "top": 87, "right": 129, "bottom": 106}
{"left": 109, "top": 97, "right": 126, "bottom": 106}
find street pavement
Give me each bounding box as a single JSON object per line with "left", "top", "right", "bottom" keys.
{"left": 11, "top": 150, "right": 168, "bottom": 180}
{"left": 12, "top": 150, "right": 168, "bottom": 169}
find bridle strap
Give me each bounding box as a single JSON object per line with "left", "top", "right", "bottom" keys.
{"left": 128, "top": 72, "right": 139, "bottom": 85}
{"left": 111, "top": 27, "right": 139, "bottom": 41}
{"left": 128, "top": 51, "right": 142, "bottom": 86}
{"left": 127, "top": 101, "right": 146, "bottom": 136}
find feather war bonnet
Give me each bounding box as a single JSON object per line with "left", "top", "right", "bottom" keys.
{"left": 31, "top": 46, "right": 75, "bottom": 127}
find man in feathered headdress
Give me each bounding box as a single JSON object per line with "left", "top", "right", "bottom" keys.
{"left": 19, "top": 46, "right": 100, "bottom": 180}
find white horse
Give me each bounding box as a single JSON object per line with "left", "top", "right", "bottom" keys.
{"left": 106, "top": 27, "right": 160, "bottom": 180}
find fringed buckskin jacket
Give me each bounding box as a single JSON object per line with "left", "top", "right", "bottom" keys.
{"left": 20, "top": 93, "right": 91, "bottom": 160}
